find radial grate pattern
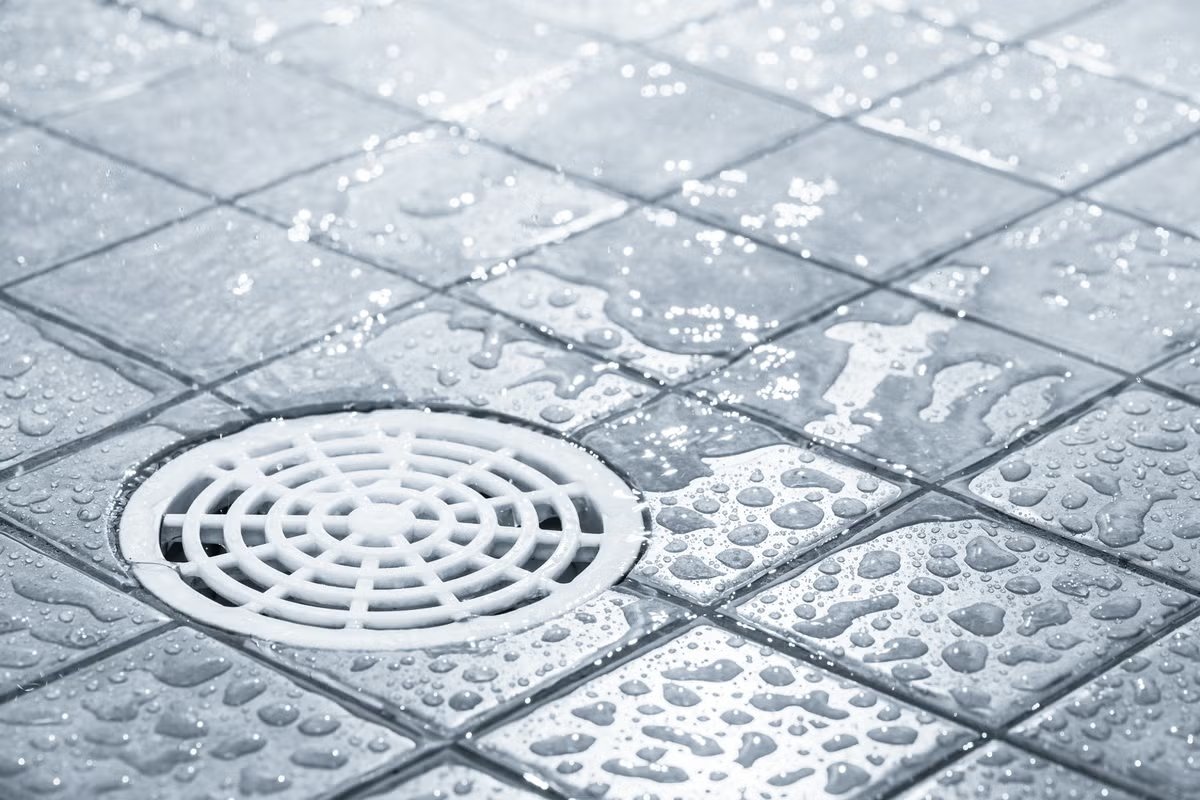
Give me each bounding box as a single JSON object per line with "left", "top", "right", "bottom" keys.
{"left": 119, "top": 410, "right": 646, "bottom": 649}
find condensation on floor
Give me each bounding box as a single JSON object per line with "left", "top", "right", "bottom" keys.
{"left": 1, "top": 0, "right": 1199, "bottom": 798}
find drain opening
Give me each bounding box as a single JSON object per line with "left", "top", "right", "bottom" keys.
{"left": 120, "top": 410, "right": 646, "bottom": 650}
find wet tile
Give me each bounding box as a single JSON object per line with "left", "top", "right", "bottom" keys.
{"left": 57, "top": 56, "right": 414, "bottom": 197}
{"left": 480, "top": 623, "right": 971, "bottom": 799}
{"left": 1016, "top": 616, "right": 1200, "bottom": 799}
{"left": 905, "top": 202, "right": 1200, "bottom": 372}
{"left": 966, "top": 389, "right": 1200, "bottom": 589}
{"left": 0, "top": 127, "right": 205, "bottom": 282}
{"left": 699, "top": 290, "right": 1117, "bottom": 479}
{"left": 0, "top": 532, "right": 166, "bottom": 695}
{"left": 583, "top": 395, "right": 906, "bottom": 604}
{"left": 0, "top": 0, "right": 207, "bottom": 118}
{"left": 671, "top": 124, "right": 1052, "bottom": 277}
{"left": 0, "top": 395, "right": 247, "bottom": 580}
{"left": 224, "top": 295, "right": 651, "bottom": 431}
{"left": 1150, "top": 348, "right": 1200, "bottom": 401}
{"left": 460, "top": 207, "right": 866, "bottom": 383}
{"left": 895, "top": 741, "right": 1137, "bottom": 800}
{"left": 736, "top": 493, "right": 1192, "bottom": 725}
{"left": 12, "top": 208, "right": 421, "bottom": 382}
{"left": 871, "top": 0, "right": 1102, "bottom": 42}
{"left": 0, "top": 628, "right": 415, "bottom": 798}
{"left": 254, "top": 589, "right": 683, "bottom": 733}
{"left": 245, "top": 127, "right": 627, "bottom": 286}
{"left": 1089, "top": 136, "right": 1200, "bottom": 238}
{"left": 368, "top": 760, "right": 543, "bottom": 799}
{"left": 469, "top": 48, "right": 821, "bottom": 198}
{"left": 863, "top": 50, "right": 1200, "bottom": 189}
{"left": 1031, "top": 0, "right": 1200, "bottom": 101}
{"left": 0, "top": 305, "right": 180, "bottom": 471}
{"left": 123, "top": 0, "right": 368, "bottom": 47}
{"left": 281, "top": 2, "right": 586, "bottom": 121}
{"left": 658, "top": 0, "right": 982, "bottom": 116}
{"left": 509, "top": 0, "right": 742, "bottom": 40}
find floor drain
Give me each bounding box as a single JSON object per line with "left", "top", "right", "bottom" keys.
{"left": 119, "top": 410, "right": 646, "bottom": 649}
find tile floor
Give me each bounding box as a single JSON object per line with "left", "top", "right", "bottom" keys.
{"left": 1, "top": 0, "right": 1198, "bottom": 798}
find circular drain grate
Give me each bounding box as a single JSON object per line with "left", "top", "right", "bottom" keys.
{"left": 119, "top": 410, "right": 645, "bottom": 649}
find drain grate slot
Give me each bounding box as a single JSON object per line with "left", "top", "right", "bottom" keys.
{"left": 120, "top": 410, "right": 645, "bottom": 650}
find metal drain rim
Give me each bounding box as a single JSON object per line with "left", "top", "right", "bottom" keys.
{"left": 120, "top": 410, "right": 645, "bottom": 650}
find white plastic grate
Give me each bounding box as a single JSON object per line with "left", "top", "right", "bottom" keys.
{"left": 119, "top": 410, "right": 646, "bottom": 649}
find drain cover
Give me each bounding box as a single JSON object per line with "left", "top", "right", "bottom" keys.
{"left": 119, "top": 410, "right": 645, "bottom": 649}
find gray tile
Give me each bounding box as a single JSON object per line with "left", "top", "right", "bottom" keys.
{"left": 368, "top": 761, "right": 543, "bottom": 800}
{"left": 699, "top": 290, "right": 1117, "bottom": 479}
{"left": 253, "top": 588, "right": 683, "bottom": 733}
{"left": 0, "top": 395, "right": 247, "bottom": 580}
{"left": 244, "top": 127, "right": 627, "bottom": 286}
{"left": 224, "top": 295, "right": 652, "bottom": 432}
{"left": 1031, "top": 0, "right": 1200, "bottom": 101}
{"left": 12, "top": 207, "right": 422, "bottom": 382}
{"left": 459, "top": 207, "right": 866, "bottom": 383}
{"left": 508, "top": 0, "right": 742, "bottom": 40}
{"left": 1150, "top": 347, "right": 1200, "bottom": 401}
{"left": 871, "top": 0, "right": 1102, "bottom": 42}
{"left": 468, "top": 47, "right": 821, "bottom": 197}
{"left": 121, "top": 0, "right": 368, "bottom": 47}
{"left": 0, "top": 532, "right": 166, "bottom": 695}
{"left": 657, "top": 0, "right": 982, "bottom": 116}
{"left": 671, "top": 123, "right": 1053, "bottom": 277}
{"left": 1015, "top": 616, "right": 1200, "bottom": 799}
{"left": 0, "top": 0, "right": 208, "bottom": 118}
{"left": 583, "top": 394, "right": 907, "bottom": 604}
{"left": 905, "top": 201, "right": 1200, "bottom": 372}
{"left": 965, "top": 388, "right": 1200, "bottom": 590}
{"left": 280, "top": 1, "right": 586, "bottom": 121}
{"left": 736, "top": 493, "right": 1192, "bottom": 726}
{"left": 895, "top": 741, "right": 1138, "bottom": 800}
{"left": 57, "top": 55, "right": 414, "bottom": 197}
{"left": 1089, "top": 136, "right": 1200, "bottom": 238}
{"left": 863, "top": 50, "right": 1200, "bottom": 189}
{"left": 0, "top": 305, "right": 180, "bottom": 470}
{"left": 0, "top": 127, "right": 205, "bottom": 282}
{"left": 480, "top": 623, "right": 971, "bottom": 799}
{"left": 0, "top": 628, "right": 415, "bottom": 798}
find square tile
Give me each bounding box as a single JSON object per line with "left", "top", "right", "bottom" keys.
{"left": 12, "top": 208, "right": 422, "bottom": 382}
{"left": 0, "top": 127, "right": 205, "bottom": 282}
{"left": 871, "top": 0, "right": 1102, "bottom": 42}
{"left": 1030, "top": 0, "right": 1200, "bottom": 101}
{"left": 224, "top": 295, "right": 652, "bottom": 431}
{"left": 895, "top": 742, "right": 1138, "bottom": 800}
{"left": 245, "top": 127, "right": 627, "bottom": 286}
{"left": 479, "top": 623, "right": 971, "bottom": 799}
{"left": 254, "top": 588, "right": 683, "bottom": 733}
{"left": 469, "top": 48, "right": 821, "bottom": 197}
{"left": 280, "top": 1, "right": 587, "bottom": 121}
{"left": 367, "top": 759, "right": 543, "bottom": 799}
{"left": 1150, "top": 347, "right": 1200, "bottom": 401}
{"left": 657, "top": 0, "right": 982, "bottom": 116}
{"left": 0, "top": 0, "right": 206, "bottom": 118}
{"left": 863, "top": 50, "right": 1200, "bottom": 189}
{"left": 0, "top": 532, "right": 166, "bottom": 695}
{"left": 508, "top": 0, "right": 742, "bottom": 40}
{"left": 1088, "top": 136, "right": 1200, "bottom": 238}
{"left": 0, "top": 305, "right": 180, "bottom": 470}
{"left": 459, "top": 207, "right": 866, "bottom": 383}
{"left": 57, "top": 55, "right": 414, "bottom": 197}
{"left": 122, "top": 0, "right": 368, "bottom": 47}
{"left": 904, "top": 201, "right": 1200, "bottom": 372}
{"left": 582, "top": 394, "right": 907, "bottom": 604}
{"left": 0, "top": 628, "right": 415, "bottom": 798}
{"left": 1015, "top": 616, "right": 1200, "bottom": 799}
{"left": 0, "top": 395, "right": 246, "bottom": 580}
{"left": 699, "top": 290, "right": 1117, "bottom": 479}
{"left": 671, "top": 123, "right": 1053, "bottom": 277}
{"left": 965, "top": 389, "right": 1200, "bottom": 589}
{"left": 736, "top": 493, "right": 1193, "bottom": 725}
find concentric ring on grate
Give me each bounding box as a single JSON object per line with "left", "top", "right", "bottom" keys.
{"left": 119, "top": 410, "right": 646, "bottom": 650}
